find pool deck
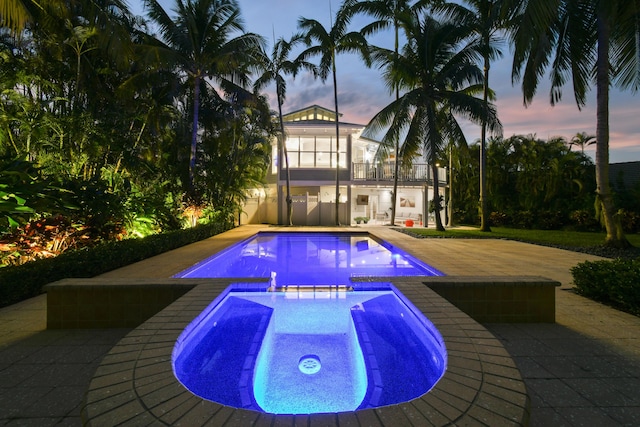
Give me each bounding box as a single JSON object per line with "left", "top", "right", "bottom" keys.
{"left": 1, "top": 225, "right": 640, "bottom": 426}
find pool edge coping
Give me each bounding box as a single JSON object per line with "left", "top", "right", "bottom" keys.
{"left": 81, "top": 280, "right": 530, "bottom": 426}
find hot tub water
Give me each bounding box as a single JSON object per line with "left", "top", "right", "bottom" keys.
{"left": 173, "top": 286, "right": 446, "bottom": 414}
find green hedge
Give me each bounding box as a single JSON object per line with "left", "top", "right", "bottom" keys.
{"left": 0, "top": 222, "right": 232, "bottom": 308}
{"left": 571, "top": 258, "right": 640, "bottom": 316}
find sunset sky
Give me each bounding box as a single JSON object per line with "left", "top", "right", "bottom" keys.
{"left": 134, "top": 0, "right": 640, "bottom": 163}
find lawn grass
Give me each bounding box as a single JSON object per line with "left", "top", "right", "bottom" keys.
{"left": 404, "top": 226, "right": 640, "bottom": 250}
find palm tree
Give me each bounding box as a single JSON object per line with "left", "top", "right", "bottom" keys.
{"left": 198, "top": 96, "right": 274, "bottom": 221}
{"left": 297, "top": 0, "right": 370, "bottom": 226}
{"left": 487, "top": 134, "right": 593, "bottom": 217}
{"left": 0, "top": 0, "right": 36, "bottom": 33}
{"left": 570, "top": 132, "right": 596, "bottom": 153}
{"left": 509, "top": 0, "right": 639, "bottom": 247}
{"left": 143, "top": 0, "right": 263, "bottom": 199}
{"left": 366, "top": 11, "right": 501, "bottom": 231}
{"left": 17, "top": 0, "right": 137, "bottom": 179}
{"left": 350, "top": 0, "right": 430, "bottom": 226}
{"left": 253, "top": 34, "right": 311, "bottom": 226}
{"left": 433, "top": 0, "right": 507, "bottom": 232}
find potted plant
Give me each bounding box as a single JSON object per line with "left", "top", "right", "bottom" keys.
{"left": 354, "top": 216, "right": 370, "bottom": 224}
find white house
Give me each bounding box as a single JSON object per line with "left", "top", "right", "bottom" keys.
{"left": 242, "top": 105, "right": 448, "bottom": 226}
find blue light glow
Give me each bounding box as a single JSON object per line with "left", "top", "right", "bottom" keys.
{"left": 174, "top": 232, "right": 443, "bottom": 283}
{"left": 173, "top": 285, "right": 447, "bottom": 415}
{"left": 171, "top": 233, "right": 447, "bottom": 415}
{"left": 250, "top": 292, "right": 368, "bottom": 414}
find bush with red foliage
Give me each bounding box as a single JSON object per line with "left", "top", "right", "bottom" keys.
{"left": 0, "top": 215, "right": 125, "bottom": 267}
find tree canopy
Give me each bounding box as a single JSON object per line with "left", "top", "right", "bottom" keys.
{"left": 0, "top": 0, "right": 636, "bottom": 264}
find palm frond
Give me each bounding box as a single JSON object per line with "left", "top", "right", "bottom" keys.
{"left": 611, "top": 0, "right": 640, "bottom": 90}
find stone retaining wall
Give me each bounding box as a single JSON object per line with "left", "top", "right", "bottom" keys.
{"left": 44, "top": 276, "right": 560, "bottom": 328}
{"left": 424, "top": 276, "right": 560, "bottom": 323}
{"left": 44, "top": 278, "right": 263, "bottom": 329}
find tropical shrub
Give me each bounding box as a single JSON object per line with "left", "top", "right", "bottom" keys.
{"left": 452, "top": 208, "right": 476, "bottom": 226}
{"left": 61, "top": 178, "right": 128, "bottom": 239}
{"left": 429, "top": 196, "right": 444, "bottom": 214}
{"left": 122, "top": 183, "right": 184, "bottom": 237}
{"left": 572, "top": 258, "right": 640, "bottom": 316}
{"left": 0, "top": 158, "right": 72, "bottom": 229}
{"left": 0, "top": 215, "right": 94, "bottom": 267}
{"left": 489, "top": 211, "right": 509, "bottom": 226}
{"left": 536, "top": 210, "right": 565, "bottom": 230}
{"left": 618, "top": 209, "right": 640, "bottom": 233}
{"left": 455, "top": 135, "right": 597, "bottom": 230}
{"left": 512, "top": 210, "right": 535, "bottom": 229}
{"left": 569, "top": 209, "right": 601, "bottom": 231}
{"left": 0, "top": 222, "right": 232, "bottom": 307}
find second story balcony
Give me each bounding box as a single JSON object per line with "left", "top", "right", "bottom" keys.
{"left": 352, "top": 162, "right": 448, "bottom": 185}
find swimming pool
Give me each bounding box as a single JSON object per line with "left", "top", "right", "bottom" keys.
{"left": 172, "top": 283, "right": 447, "bottom": 414}
{"left": 172, "top": 232, "right": 446, "bottom": 414}
{"left": 174, "top": 232, "right": 443, "bottom": 284}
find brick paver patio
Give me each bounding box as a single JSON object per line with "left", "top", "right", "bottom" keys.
{"left": 1, "top": 225, "right": 639, "bottom": 425}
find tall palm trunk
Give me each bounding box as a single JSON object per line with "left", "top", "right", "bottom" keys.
{"left": 480, "top": 52, "right": 490, "bottom": 232}
{"left": 75, "top": 49, "right": 82, "bottom": 111}
{"left": 431, "top": 162, "right": 445, "bottom": 231}
{"left": 277, "top": 91, "right": 293, "bottom": 225}
{"left": 595, "top": 11, "right": 629, "bottom": 247}
{"left": 332, "top": 53, "right": 341, "bottom": 226}
{"left": 391, "top": 130, "right": 400, "bottom": 225}
{"left": 391, "top": 17, "right": 400, "bottom": 227}
{"left": 189, "top": 75, "right": 200, "bottom": 197}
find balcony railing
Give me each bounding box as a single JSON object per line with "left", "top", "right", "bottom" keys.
{"left": 352, "top": 162, "right": 447, "bottom": 184}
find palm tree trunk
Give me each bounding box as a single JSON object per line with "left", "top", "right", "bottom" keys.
{"left": 447, "top": 141, "right": 453, "bottom": 227}
{"left": 75, "top": 49, "right": 81, "bottom": 111}
{"left": 332, "top": 53, "right": 341, "bottom": 226}
{"left": 480, "top": 53, "right": 491, "bottom": 232}
{"left": 391, "top": 16, "right": 400, "bottom": 227}
{"left": 391, "top": 142, "right": 400, "bottom": 226}
{"left": 277, "top": 94, "right": 293, "bottom": 225}
{"left": 595, "top": 11, "right": 629, "bottom": 247}
{"left": 432, "top": 162, "right": 445, "bottom": 231}
{"left": 189, "top": 76, "right": 200, "bottom": 198}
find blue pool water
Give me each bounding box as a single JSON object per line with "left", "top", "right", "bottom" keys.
{"left": 172, "top": 232, "right": 446, "bottom": 414}
{"left": 174, "top": 232, "right": 443, "bottom": 284}
{"left": 172, "top": 283, "right": 447, "bottom": 414}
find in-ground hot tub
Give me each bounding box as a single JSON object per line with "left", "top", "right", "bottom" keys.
{"left": 172, "top": 283, "right": 447, "bottom": 414}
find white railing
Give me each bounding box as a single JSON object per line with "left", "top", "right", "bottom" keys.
{"left": 352, "top": 162, "right": 447, "bottom": 184}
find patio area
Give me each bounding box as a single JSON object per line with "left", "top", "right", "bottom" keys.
{"left": 1, "top": 225, "right": 639, "bottom": 425}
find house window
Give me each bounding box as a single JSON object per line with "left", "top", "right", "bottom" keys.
{"left": 300, "top": 152, "right": 315, "bottom": 167}
{"left": 315, "top": 137, "right": 332, "bottom": 167}
{"left": 284, "top": 135, "right": 347, "bottom": 168}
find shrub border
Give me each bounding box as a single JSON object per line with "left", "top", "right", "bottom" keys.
{"left": 0, "top": 223, "right": 232, "bottom": 308}
{"left": 571, "top": 258, "right": 640, "bottom": 317}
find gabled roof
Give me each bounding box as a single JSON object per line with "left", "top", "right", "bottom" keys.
{"left": 283, "top": 105, "right": 342, "bottom": 122}
{"left": 282, "top": 105, "right": 366, "bottom": 129}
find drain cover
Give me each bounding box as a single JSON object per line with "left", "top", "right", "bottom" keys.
{"left": 298, "top": 354, "right": 321, "bottom": 374}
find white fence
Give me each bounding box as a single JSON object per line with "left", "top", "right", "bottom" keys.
{"left": 290, "top": 194, "right": 349, "bottom": 226}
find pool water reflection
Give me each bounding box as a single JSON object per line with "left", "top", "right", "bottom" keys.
{"left": 174, "top": 232, "right": 443, "bottom": 284}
